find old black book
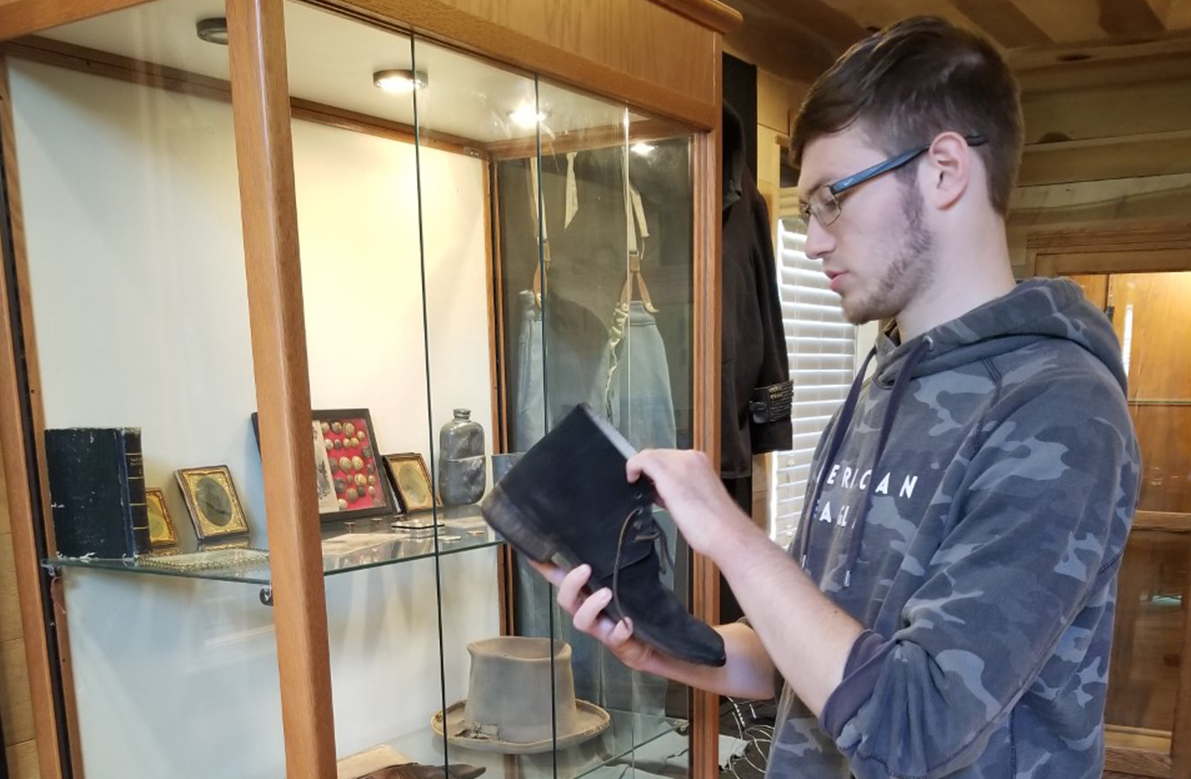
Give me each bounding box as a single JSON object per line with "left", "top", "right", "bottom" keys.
{"left": 44, "top": 427, "right": 151, "bottom": 558}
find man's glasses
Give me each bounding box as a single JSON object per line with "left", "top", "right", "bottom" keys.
{"left": 800, "top": 133, "right": 988, "bottom": 227}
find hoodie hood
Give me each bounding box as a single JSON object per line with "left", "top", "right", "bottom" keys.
{"left": 798, "top": 276, "right": 1127, "bottom": 583}
{"left": 874, "top": 277, "right": 1128, "bottom": 394}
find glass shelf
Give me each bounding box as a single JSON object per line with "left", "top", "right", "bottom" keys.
{"left": 46, "top": 505, "right": 501, "bottom": 586}
{"left": 384, "top": 709, "right": 686, "bottom": 779}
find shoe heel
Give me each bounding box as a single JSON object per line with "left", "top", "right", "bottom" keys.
{"left": 481, "top": 486, "right": 557, "bottom": 563}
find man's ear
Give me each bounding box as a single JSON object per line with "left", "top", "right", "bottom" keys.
{"left": 921, "top": 132, "right": 971, "bottom": 210}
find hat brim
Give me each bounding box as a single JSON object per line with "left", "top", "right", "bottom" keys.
{"left": 431, "top": 699, "right": 611, "bottom": 754}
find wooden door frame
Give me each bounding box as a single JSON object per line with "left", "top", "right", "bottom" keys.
{"left": 1031, "top": 219, "right": 1191, "bottom": 779}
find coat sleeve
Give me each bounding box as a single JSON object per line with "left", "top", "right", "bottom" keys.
{"left": 747, "top": 187, "right": 793, "bottom": 455}
{"left": 818, "top": 374, "right": 1139, "bottom": 779}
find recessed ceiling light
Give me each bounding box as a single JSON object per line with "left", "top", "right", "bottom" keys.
{"left": 372, "top": 69, "right": 428, "bottom": 93}
{"left": 509, "top": 105, "right": 549, "bottom": 127}
{"left": 631, "top": 142, "right": 656, "bottom": 156}
{"left": 196, "top": 17, "right": 228, "bottom": 45}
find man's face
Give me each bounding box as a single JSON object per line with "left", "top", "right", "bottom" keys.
{"left": 797, "top": 127, "right": 935, "bottom": 325}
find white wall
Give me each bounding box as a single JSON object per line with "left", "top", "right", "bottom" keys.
{"left": 11, "top": 59, "right": 499, "bottom": 778}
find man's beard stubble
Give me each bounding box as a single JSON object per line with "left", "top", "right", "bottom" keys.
{"left": 844, "top": 184, "right": 934, "bottom": 325}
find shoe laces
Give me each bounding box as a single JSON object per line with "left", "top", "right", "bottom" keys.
{"left": 610, "top": 505, "right": 674, "bottom": 622}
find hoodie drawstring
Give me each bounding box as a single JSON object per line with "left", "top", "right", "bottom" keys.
{"left": 840, "top": 335, "right": 933, "bottom": 585}
{"left": 799, "top": 336, "right": 934, "bottom": 587}
{"left": 799, "top": 345, "right": 878, "bottom": 571}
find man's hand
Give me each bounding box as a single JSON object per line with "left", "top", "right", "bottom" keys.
{"left": 626, "top": 449, "right": 749, "bottom": 558}
{"left": 528, "top": 560, "right": 657, "bottom": 671}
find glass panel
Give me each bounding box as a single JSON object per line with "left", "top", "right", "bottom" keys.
{"left": 1068, "top": 271, "right": 1191, "bottom": 754}
{"left": 279, "top": 1, "right": 452, "bottom": 771}
{"left": 493, "top": 75, "right": 697, "bottom": 775}
{"left": 410, "top": 34, "right": 548, "bottom": 779}
{"left": 6, "top": 1, "right": 284, "bottom": 774}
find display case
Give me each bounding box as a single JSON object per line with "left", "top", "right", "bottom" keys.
{"left": 0, "top": 0, "right": 738, "bottom": 777}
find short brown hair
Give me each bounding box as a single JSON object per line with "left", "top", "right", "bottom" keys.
{"left": 790, "top": 16, "right": 1023, "bottom": 215}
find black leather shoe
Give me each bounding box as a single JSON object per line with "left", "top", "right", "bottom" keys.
{"left": 481, "top": 404, "right": 726, "bottom": 666}
{"left": 362, "top": 763, "right": 486, "bottom": 779}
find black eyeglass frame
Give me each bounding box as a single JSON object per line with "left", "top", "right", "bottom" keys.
{"left": 801, "top": 133, "right": 988, "bottom": 225}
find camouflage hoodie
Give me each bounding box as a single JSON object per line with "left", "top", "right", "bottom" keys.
{"left": 767, "top": 278, "right": 1141, "bottom": 779}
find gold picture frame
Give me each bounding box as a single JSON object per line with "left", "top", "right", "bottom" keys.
{"left": 175, "top": 465, "right": 250, "bottom": 541}
{"left": 384, "top": 453, "right": 439, "bottom": 513}
{"left": 145, "top": 487, "right": 178, "bottom": 549}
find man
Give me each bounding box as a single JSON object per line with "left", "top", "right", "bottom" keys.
{"left": 535, "top": 15, "right": 1141, "bottom": 779}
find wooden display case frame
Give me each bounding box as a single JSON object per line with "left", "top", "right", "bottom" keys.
{"left": 0, "top": 0, "right": 740, "bottom": 778}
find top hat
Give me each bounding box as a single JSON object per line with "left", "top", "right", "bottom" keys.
{"left": 431, "top": 636, "right": 610, "bottom": 754}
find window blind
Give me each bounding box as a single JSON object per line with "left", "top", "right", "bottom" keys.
{"left": 770, "top": 195, "right": 857, "bottom": 549}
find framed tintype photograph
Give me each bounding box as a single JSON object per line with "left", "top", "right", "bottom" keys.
{"left": 175, "top": 465, "right": 250, "bottom": 541}
{"left": 384, "top": 452, "right": 440, "bottom": 512}
{"left": 252, "top": 408, "right": 398, "bottom": 523}
{"left": 145, "top": 487, "right": 178, "bottom": 549}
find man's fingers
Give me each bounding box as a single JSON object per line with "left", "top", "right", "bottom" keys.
{"left": 555, "top": 564, "right": 593, "bottom": 612}
{"left": 573, "top": 587, "right": 613, "bottom": 632}
{"left": 527, "top": 559, "right": 566, "bottom": 588}
{"left": 625, "top": 449, "right": 656, "bottom": 482}
{"left": 608, "top": 617, "right": 635, "bottom": 646}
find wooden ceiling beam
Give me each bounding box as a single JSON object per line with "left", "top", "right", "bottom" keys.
{"left": 729, "top": 0, "right": 867, "bottom": 50}
{"left": 949, "top": 0, "right": 1052, "bottom": 47}
{"left": 722, "top": 0, "right": 862, "bottom": 84}
{"left": 1097, "top": 0, "right": 1167, "bottom": 35}
{"left": 1169, "top": 0, "right": 1191, "bottom": 27}
{"left": 814, "top": 0, "right": 980, "bottom": 36}
{"left": 1002, "top": 0, "right": 1108, "bottom": 44}
{"left": 1018, "top": 129, "right": 1191, "bottom": 185}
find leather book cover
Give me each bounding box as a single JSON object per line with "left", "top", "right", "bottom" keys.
{"left": 44, "top": 427, "right": 150, "bottom": 558}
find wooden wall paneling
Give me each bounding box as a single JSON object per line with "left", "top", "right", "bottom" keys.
{"left": 1013, "top": 47, "right": 1191, "bottom": 91}
{"left": 1018, "top": 129, "right": 1191, "bottom": 186}
{"left": 1020, "top": 75, "right": 1191, "bottom": 144}
{"left": 1128, "top": 405, "right": 1191, "bottom": 514}
{"left": 315, "top": 0, "right": 724, "bottom": 130}
{"left": 226, "top": 0, "right": 335, "bottom": 776}
{"left": 1011, "top": 174, "right": 1191, "bottom": 226}
{"left": 755, "top": 67, "right": 805, "bottom": 137}
{"left": 1065, "top": 272, "right": 1108, "bottom": 308}
{"left": 0, "top": 54, "right": 71, "bottom": 779}
{"left": 1134, "top": 511, "right": 1191, "bottom": 532}
{"left": 1106, "top": 741, "right": 1174, "bottom": 778}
